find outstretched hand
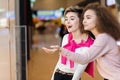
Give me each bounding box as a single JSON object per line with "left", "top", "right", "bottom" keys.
{"left": 42, "top": 45, "right": 60, "bottom": 54}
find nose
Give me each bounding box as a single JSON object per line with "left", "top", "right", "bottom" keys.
{"left": 65, "top": 20, "right": 70, "bottom": 25}
{"left": 67, "top": 19, "right": 70, "bottom": 23}
{"left": 82, "top": 19, "right": 86, "bottom": 24}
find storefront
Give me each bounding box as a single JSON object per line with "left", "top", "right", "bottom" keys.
{"left": 0, "top": 0, "right": 31, "bottom": 80}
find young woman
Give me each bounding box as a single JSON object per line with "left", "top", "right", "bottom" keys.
{"left": 42, "top": 5, "right": 95, "bottom": 80}
{"left": 58, "top": 4, "right": 120, "bottom": 80}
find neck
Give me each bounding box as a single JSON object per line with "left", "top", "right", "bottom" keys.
{"left": 72, "top": 31, "right": 82, "bottom": 39}
{"left": 72, "top": 31, "right": 88, "bottom": 43}
{"left": 91, "top": 28, "right": 100, "bottom": 38}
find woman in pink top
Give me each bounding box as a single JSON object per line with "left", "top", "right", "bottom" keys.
{"left": 59, "top": 4, "right": 120, "bottom": 80}
{"left": 43, "top": 4, "right": 120, "bottom": 80}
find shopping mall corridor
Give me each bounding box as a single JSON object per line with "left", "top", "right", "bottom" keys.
{"left": 27, "top": 33, "right": 103, "bottom": 80}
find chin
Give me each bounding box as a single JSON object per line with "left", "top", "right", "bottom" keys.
{"left": 67, "top": 30, "right": 72, "bottom": 33}
{"left": 84, "top": 27, "right": 89, "bottom": 30}
{"left": 84, "top": 28, "right": 88, "bottom": 30}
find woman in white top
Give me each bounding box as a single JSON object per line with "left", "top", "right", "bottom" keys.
{"left": 43, "top": 5, "right": 95, "bottom": 80}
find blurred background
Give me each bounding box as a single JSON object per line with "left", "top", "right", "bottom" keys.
{"left": 0, "top": 0, "right": 120, "bottom": 80}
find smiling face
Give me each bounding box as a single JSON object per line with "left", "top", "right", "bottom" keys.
{"left": 82, "top": 9, "right": 97, "bottom": 32}
{"left": 64, "top": 12, "right": 80, "bottom": 33}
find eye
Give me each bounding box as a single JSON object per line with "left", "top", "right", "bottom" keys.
{"left": 70, "top": 18, "right": 75, "bottom": 20}
{"left": 64, "top": 18, "right": 68, "bottom": 21}
{"left": 86, "top": 15, "right": 92, "bottom": 19}
{"left": 87, "top": 16, "right": 91, "bottom": 19}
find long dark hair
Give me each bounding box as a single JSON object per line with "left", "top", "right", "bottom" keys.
{"left": 82, "top": 4, "right": 120, "bottom": 40}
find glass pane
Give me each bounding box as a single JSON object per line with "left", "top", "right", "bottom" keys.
{"left": 10, "top": 26, "right": 27, "bottom": 80}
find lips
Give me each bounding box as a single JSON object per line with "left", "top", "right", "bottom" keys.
{"left": 67, "top": 26, "right": 72, "bottom": 28}
{"left": 83, "top": 24, "right": 87, "bottom": 26}
{"left": 83, "top": 24, "right": 86, "bottom": 27}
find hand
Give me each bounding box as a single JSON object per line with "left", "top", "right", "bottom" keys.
{"left": 42, "top": 45, "right": 60, "bottom": 54}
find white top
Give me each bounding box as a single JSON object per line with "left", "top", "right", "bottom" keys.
{"left": 51, "top": 34, "right": 89, "bottom": 80}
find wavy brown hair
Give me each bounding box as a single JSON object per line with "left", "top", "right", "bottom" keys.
{"left": 82, "top": 4, "right": 120, "bottom": 40}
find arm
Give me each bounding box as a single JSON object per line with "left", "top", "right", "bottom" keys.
{"left": 72, "top": 47, "right": 89, "bottom": 80}
{"left": 60, "top": 34, "right": 108, "bottom": 64}
{"left": 72, "top": 64, "right": 88, "bottom": 80}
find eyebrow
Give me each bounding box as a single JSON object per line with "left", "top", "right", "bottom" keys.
{"left": 65, "top": 16, "right": 77, "bottom": 18}
{"left": 85, "top": 14, "right": 96, "bottom": 17}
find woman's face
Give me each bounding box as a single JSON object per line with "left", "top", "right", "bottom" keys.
{"left": 64, "top": 12, "right": 80, "bottom": 33}
{"left": 82, "top": 9, "right": 97, "bottom": 32}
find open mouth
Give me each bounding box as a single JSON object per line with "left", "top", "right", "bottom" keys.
{"left": 68, "top": 26, "right": 72, "bottom": 28}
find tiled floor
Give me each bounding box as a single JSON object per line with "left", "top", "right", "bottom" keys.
{"left": 27, "top": 33, "right": 103, "bottom": 80}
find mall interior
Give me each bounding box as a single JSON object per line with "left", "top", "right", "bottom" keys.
{"left": 0, "top": 0, "right": 120, "bottom": 80}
